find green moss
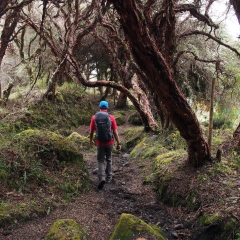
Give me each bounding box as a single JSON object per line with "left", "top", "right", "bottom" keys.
{"left": 154, "top": 149, "right": 187, "bottom": 168}
{"left": 0, "top": 129, "right": 90, "bottom": 211}
{"left": 224, "top": 218, "right": 237, "bottom": 232}
{"left": 66, "top": 132, "right": 90, "bottom": 150}
{"left": 1, "top": 87, "right": 95, "bottom": 137}
{"left": 130, "top": 135, "right": 169, "bottom": 160}
{"left": 129, "top": 138, "right": 147, "bottom": 159}
{"left": 196, "top": 173, "right": 208, "bottom": 181}
{"left": 46, "top": 219, "right": 88, "bottom": 240}
{"left": 152, "top": 150, "right": 187, "bottom": 207}
{"left": 212, "top": 136, "right": 226, "bottom": 145}
{"left": 112, "top": 111, "right": 126, "bottom": 126}
{"left": 13, "top": 129, "right": 83, "bottom": 164}
{"left": 124, "top": 126, "right": 144, "bottom": 149}
{"left": 128, "top": 111, "right": 142, "bottom": 125}
{"left": 185, "top": 190, "right": 200, "bottom": 210}
{"left": 156, "top": 171, "right": 174, "bottom": 199}
{"left": 142, "top": 145, "right": 166, "bottom": 159}
{"left": 110, "top": 213, "right": 166, "bottom": 240}
{"left": 0, "top": 161, "right": 8, "bottom": 182}
{"left": 0, "top": 200, "right": 54, "bottom": 227}
{"left": 165, "top": 131, "right": 186, "bottom": 150}
{"left": 199, "top": 212, "right": 220, "bottom": 226}
{"left": 207, "top": 161, "right": 233, "bottom": 176}
{"left": 235, "top": 229, "right": 240, "bottom": 240}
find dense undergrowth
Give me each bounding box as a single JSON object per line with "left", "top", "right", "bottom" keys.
{"left": 130, "top": 129, "right": 240, "bottom": 239}
{"left": 0, "top": 83, "right": 239, "bottom": 239}
{"left": 0, "top": 85, "right": 94, "bottom": 227}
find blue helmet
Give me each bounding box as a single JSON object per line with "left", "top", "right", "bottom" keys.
{"left": 99, "top": 100, "right": 109, "bottom": 109}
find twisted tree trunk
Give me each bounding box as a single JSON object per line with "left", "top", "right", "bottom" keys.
{"left": 231, "top": 0, "right": 240, "bottom": 25}
{"left": 110, "top": 0, "right": 210, "bottom": 167}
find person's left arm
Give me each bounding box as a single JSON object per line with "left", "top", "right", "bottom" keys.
{"left": 111, "top": 115, "right": 121, "bottom": 149}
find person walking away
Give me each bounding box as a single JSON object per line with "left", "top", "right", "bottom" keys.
{"left": 89, "top": 100, "right": 121, "bottom": 190}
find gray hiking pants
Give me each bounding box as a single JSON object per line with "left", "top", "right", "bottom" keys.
{"left": 97, "top": 144, "right": 113, "bottom": 181}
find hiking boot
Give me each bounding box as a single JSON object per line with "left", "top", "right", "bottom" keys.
{"left": 97, "top": 180, "right": 105, "bottom": 190}
{"left": 106, "top": 177, "right": 112, "bottom": 183}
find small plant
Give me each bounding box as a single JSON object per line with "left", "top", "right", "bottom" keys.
{"left": 235, "top": 232, "right": 240, "bottom": 240}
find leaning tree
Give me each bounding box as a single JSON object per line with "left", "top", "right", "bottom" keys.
{"left": 0, "top": 0, "right": 34, "bottom": 97}
{"left": 106, "top": 0, "right": 240, "bottom": 167}
{"left": 230, "top": 0, "right": 240, "bottom": 144}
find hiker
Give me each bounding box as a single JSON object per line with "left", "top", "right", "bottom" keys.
{"left": 89, "top": 100, "right": 121, "bottom": 190}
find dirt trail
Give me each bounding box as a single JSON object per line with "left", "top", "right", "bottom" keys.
{"left": 1, "top": 100, "right": 190, "bottom": 240}
{"left": 3, "top": 135, "right": 180, "bottom": 240}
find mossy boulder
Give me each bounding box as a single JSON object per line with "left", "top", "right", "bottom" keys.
{"left": 0, "top": 200, "right": 54, "bottom": 228}
{"left": 199, "top": 212, "right": 220, "bottom": 226}
{"left": 130, "top": 136, "right": 167, "bottom": 159}
{"left": 28, "top": 92, "right": 94, "bottom": 130}
{"left": 46, "top": 219, "right": 88, "bottom": 240}
{"left": 111, "top": 111, "right": 126, "bottom": 126}
{"left": 0, "top": 129, "right": 91, "bottom": 226}
{"left": 67, "top": 132, "right": 90, "bottom": 150}
{"left": 128, "top": 111, "right": 142, "bottom": 125}
{"left": 195, "top": 214, "right": 239, "bottom": 240}
{"left": 13, "top": 129, "right": 83, "bottom": 164}
{"left": 110, "top": 213, "right": 166, "bottom": 240}
{"left": 123, "top": 126, "right": 144, "bottom": 149}
{"left": 0, "top": 129, "right": 90, "bottom": 194}
{"left": 153, "top": 149, "right": 191, "bottom": 207}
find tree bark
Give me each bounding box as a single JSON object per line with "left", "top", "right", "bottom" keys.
{"left": 231, "top": 0, "right": 240, "bottom": 25}
{"left": 0, "top": 9, "right": 20, "bottom": 98}
{"left": 233, "top": 123, "right": 240, "bottom": 148}
{"left": 116, "top": 92, "right": 127, "bottom": 108}
{"left": 3, "top": 82, "right": 13, "bottom": 102}
{"left": 110, "top": 0, "right": 210, "bottom": 167}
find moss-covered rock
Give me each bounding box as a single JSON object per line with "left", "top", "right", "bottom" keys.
{"left": 152, "top": 149, "right": 190, "bottom": 207}
{"left": 0, "top": 200, "right": 55, "bottom": 228}
{"left": 128, "top": 111, "right": 142, "bottom": 125}
{"left": 199, "top": 212, "right": 220, "bottom": 226}
{"left": 13, "top": 129, "right": 83, "bottom": 164}
{"left": 110, "top": 213, "right": 166, "bottom": 240}
{"left": 195, "top": 214, "right": 239, "bottom": 240}
{"left": 0, "top": 129, "right": 91, "bottom": 218}
{"left": 67, "top": 132, "right": 90, "bottom": 150}
{"left": 46, "top": 219, "right": 88, "bottom": 240}
{"left": 123, "top": 126, "right": 144, "bottom": 149}
{"left": 130, "top": 136, "right": 167, "bottom": 160}
{"left": 111, "top": 111, "right": 126, "bottom": 126}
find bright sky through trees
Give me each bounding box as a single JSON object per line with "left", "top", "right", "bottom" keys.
{"left": 211, "top": 0, "right": 240, "bottom": 38}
